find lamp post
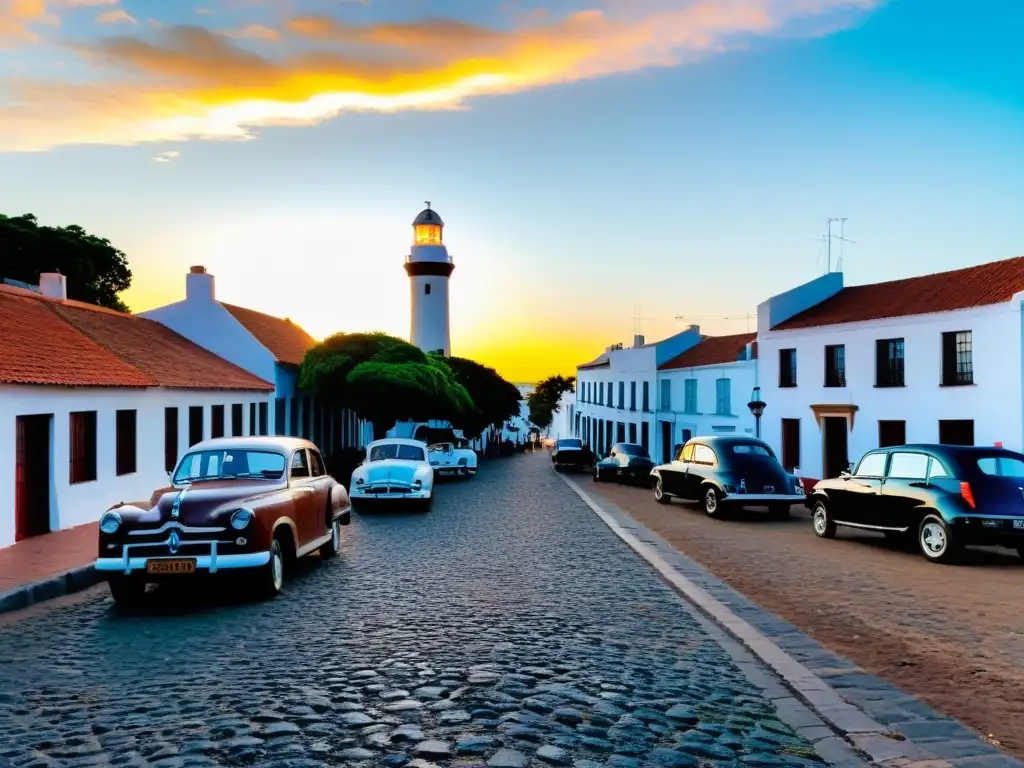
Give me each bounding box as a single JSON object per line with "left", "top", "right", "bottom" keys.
{"left": 747, "top": 386, "right": 766, "bottom": 439}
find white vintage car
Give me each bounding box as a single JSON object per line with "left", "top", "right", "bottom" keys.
{"left": 427, "top": 441, "right": 478, "bottom": 478}
{"left": 350, "top": 438, "right": 435, "bottom": 510}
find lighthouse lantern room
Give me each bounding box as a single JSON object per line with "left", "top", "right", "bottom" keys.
{"left": 405, "top": 202, "right": 454, "bottom": 357}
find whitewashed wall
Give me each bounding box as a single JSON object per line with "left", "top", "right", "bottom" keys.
{"left": 0, "top": 386, "right": 274, "bottom": 549}
{"left": 575, "top": 345, "right": 657, "bottom": 454}
{"left": 549, "top": 391, "right": 576, "bottom": 440}
{"left": 757, "top": 300, "right": 1023, "bottom": 481}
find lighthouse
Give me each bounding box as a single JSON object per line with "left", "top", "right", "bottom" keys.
{"left": 405, "top": 202, "right": 453, "bottom": 356}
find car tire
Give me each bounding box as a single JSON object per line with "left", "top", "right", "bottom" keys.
{"left": 703, "top": 486, "right": 722, "bottom": 517}
{"left": 811, "top": 500, "right": 836, "bottom": 539}
{"left": 1017, "top": 547, "right": 1024, "bottom": 560}
{"left": 767, "top": 504, "right": 790, "bottom": 520}
{"left": 918, "top": 514, "right": 960, "bottom": 564}
{"left": 258, "top": 538, "right": 286, "bottom": 599}
{"left": 654, "top": 476, "right": 671, "bottom": 504}
{"left": 319, "top": 517, "right": 341, "bottom": 559}
{"left": 108, "top": 576, "right": 146, "bottom": 607}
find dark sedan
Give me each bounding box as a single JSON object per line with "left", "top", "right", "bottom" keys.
{"left": 808, "top": 444, "right": 1024, "bottom": 563}
{"left": 551, "top": 438, "right": 596, "bottom": 473}
{"left": 594, "top": 442, "right": 655, "bottom": 485}
{"left": 650, "top": 436, "right": 806, "bottom": 519}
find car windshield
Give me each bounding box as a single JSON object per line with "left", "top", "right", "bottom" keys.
{"left": 619, "top": 444, "right": 649, "bottom": 457}
{"left": 428, "top": 443, "right": 452, "bottom": 453}
{"left": 976, "top": 455, "right": 1024, "bottom": 479}
{"left": 558, "top": 439, "right": 583, "bottom": 449}
{"left": 730, "top": 443, "right": 774, "bottom": 458}
{"left": 369, "top": 443, "right": 425, "bottom": 462}
{"left": 173, "top": 449, "right": 286, "bottom": 484}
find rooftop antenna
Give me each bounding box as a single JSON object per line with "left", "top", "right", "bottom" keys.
{"left": 675, "top": 313, "right": 755, "bottom": 333}
{"left": 629, "top": 304, "right": 655, "bottom": 338}
{"left": 424, "top": 200, "right": 431, "bottom": 209}
{"left": 825, "top": 217, "right": 855, "bottom": 273}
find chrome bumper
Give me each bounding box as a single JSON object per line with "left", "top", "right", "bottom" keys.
{"left": 351, "top": 488, "right": 430, "bottom": 500}
{"left": 95, "top": 551, "right": 271, "bottom": 575}
{"left": 722, "top": 493, "right": 806, "bottom": 503}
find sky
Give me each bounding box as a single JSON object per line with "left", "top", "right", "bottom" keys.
{"left": 0, "top": 0, "right": 1021, "bottom": 384}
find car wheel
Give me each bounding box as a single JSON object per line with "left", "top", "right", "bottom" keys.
{"left": 654, "top": 477, "right": 671, "bottom": 504}
{"left": 812, "top": 501, "right": 836, "bottom": 539}
{"left": 767, "top": 504, "right": 790, "bottom": 520}
{"left": 918, "top": 514, "right": 960, "bottom": 563}
{"left": 258, "top": 538, "right": 285, "bottom": 599}
{"left": 1017, "top": 547, "right": 1024, "bottom": 560}
{"left": 703, "top": 486, "right": 721, "bottom": 517}
{"left": 319, "top": 517, "right": 341, "bottom": 559}
{"left": 108, "top": 576, "right": 146, "bottom": 607}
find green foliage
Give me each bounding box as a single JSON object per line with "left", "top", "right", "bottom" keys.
{"left": 527, "top": 374, "right": 576, "bottom": 429}
{"left": 445, "top": 356, "right": 522, "bottom": 436}
{"left": 0, "top": 213, "right": 132, "bottom": 311}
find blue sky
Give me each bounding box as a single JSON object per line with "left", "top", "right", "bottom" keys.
{"left": 0, "top": 0, "right": 1020, "bottom": 381}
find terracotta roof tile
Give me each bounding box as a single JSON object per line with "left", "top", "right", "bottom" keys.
{"left": 658, "top": 332, "right": 756, "bottom": 371}
{"left": 774, "top": 256, "right": 1024, "bottom": 330}
{"left": 222, "top": 303, "right": 317, "bottom": 365}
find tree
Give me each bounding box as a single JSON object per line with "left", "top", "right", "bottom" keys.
{"left": 527, "top": 375, "right": 576, "bottom": 429}
{"left": 0, "top": 214, "right": 132, "bottom": 311}
{"left": 445, "top": 357, "right": 522, "bottom": 437}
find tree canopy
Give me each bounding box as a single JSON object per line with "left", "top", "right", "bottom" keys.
{"left": 445, "top": 356, "right": 523, "bottom": 436}
{"left": 527, "top": 374, "right": 576, "bottom": 429}
{"left": 0, "top": 214, "right": 132, "bottom": 311}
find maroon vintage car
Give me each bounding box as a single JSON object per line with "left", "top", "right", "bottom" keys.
{"left": 94, "top": 436, "right": 351, "bottom": 606}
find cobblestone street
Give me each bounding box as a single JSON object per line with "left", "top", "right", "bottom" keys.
{"left": 0, "top": 453, "right": 836, "bottom": 768}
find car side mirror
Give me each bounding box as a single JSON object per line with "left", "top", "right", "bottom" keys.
{"left": 840, "top": 470, "right": 851, "bottom": 478}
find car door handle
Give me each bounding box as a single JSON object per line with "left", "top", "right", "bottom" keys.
{"left": 295, "top": 487, "right": 314, "bottom": 494}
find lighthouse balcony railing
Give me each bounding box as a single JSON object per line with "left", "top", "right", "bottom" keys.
{"left": 406, "top": 253, "right": 453, "bottom": 264}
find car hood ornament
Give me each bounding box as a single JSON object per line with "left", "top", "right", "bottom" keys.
{"left": 168, "top": 529, "right": 180, "bottom": 554}
{"left": 171, "top": 486, "right": 188, "bottom": 519}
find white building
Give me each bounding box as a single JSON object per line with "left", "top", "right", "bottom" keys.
{"left": 757, "top": 256, "right": 1024, "bottom": 484}
{"left": 549, "top": 389, "right": 576, "bottom": 441}
{"left": 406, "top": 204, "right": 453, "bottom": 356}
{"left": 0, "top": 277, "right": 275, "bottom": 549}
{"left": 655, "top": 332, "right": 758, "bottom": 463}
{"left": 141, "top": 266, "right": 369, "bottom": 452}
{"left": 573, "top": 327, "right": 703, "bottom": 458}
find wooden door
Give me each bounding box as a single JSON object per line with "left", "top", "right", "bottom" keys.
{"left": 15, "top": 414, "right": 52, "bottom": 541}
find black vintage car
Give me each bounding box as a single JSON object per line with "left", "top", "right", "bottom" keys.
{"left": 551, "top": 438, "right": 596, "bottom": 473}
{"left": 808, "top": 444, "right": 1024, "bottom": 563}
{"left": 651, "top": 436, "right": 806, "bottom": 519}
{"left": 594, "top": 442, "right": 655, "bottom": 484}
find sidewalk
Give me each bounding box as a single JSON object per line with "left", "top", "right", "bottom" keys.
{"left": 0, "top": 523, "right": 101, "bottom": 614}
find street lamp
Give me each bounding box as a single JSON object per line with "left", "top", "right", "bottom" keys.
{"left": 747, "top": 386, "right": 766, "bottom": 439}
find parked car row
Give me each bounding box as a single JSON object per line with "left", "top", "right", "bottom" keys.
{"left": 95, "top": 435, "right": 477, "bottom": 607}
{"left": 555, "top": 434, "right": 1024, "bottom": 565}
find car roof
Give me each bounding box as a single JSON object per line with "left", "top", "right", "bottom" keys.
{"left": 866, "top": 443, "right": 1021, "bottom": 456}
{"left": 368, "top": 438, "right": 428, "bottom": 448}
{"left": 687, "top": 435, "right": 767, "bottom": 445}
{"left": 188, "top": 436, "right": 316, "bottom": 454}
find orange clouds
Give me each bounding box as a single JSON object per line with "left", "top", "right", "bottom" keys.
{"left": 0, "top": 0, "right": 883, "bottom": 151}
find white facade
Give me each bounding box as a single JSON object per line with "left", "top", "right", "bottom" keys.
{"left": 757, "top": 275, "right": 1024, "bottom": 482}
{"left": 549, "top": 390, "right": 576, "bottom": 440}
{"left": 406, "top": 207, "right": 453, "bottom": 356}
{"left": 0, "top": 387, "right": 274, "bottom": 549}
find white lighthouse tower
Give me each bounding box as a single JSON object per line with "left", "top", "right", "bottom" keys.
{"left": 406, "top": 202, "right": 453, "bottom": 356}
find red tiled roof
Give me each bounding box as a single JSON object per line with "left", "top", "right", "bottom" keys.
{"left": 222, "top": 303, "right": 317, "bottom": 366}
{"left": 0, "top": 285, "right": 273, "bottom": 391}
{"left": 658, "top": 332, "right": 756, "bottom": 371}
{"left": 774, "top": 256, "right": 1024, "bottom": 330}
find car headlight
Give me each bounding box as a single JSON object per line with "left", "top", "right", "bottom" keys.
{"left": 457, "top": 457, "right": 468, "bottom": 466}
{"left": 99, "top": 511, "right": 122, "bottom": 535}
{"left": 230, "top": 508, "right": 254, "bottom": 530}
{"left": 356, "top": 477, "right": 364, "bottom": 485}
{"left": 413, "top": 479, "right": 422, "bottom": 489}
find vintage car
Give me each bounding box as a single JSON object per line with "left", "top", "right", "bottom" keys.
{"left": 808, "top": 444, "right": 1024, "bottom": 563}
{"left": 94, "top": 437, "right": 351, "bottom": 606}
{"left": 350, "top": 438, "right": 435, "bottom": 510}
{"left": 428, "top": 441, "right": 478, "bottom": 478}
{"left": 651, "top": 435, "right": 805, "bottom": 518}
{"left": 594, "top": 442, "right": 656, "bottom": 484}
{"left": 551, "top": 438, "right": 596, "bottom": 473}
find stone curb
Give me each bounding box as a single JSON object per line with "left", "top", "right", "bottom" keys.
{"left": 0, "top": 565, "right": 101, "bottom": 616}
{"left": 554, "top": 469, "right": 966, "bottom": 768}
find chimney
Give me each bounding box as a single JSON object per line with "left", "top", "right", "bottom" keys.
{"left": 39, "top": 273, "right": 67, "bottom": 300}
{"left": 633, "top": 334, "right": 645, "bottom": 347}
{"left": 186, "top": 265, "right": 215, "bottom": 302}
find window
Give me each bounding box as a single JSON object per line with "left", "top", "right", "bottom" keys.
{"left": 211, "top": 405, "right": 225, "bottom": 438}
{"left": 684, "top": 379, "right": 697, "bottom": 413}
{"left": 660, "top": 379, "right": 671, "bottom": 410}
{"left": 290, "top": 449, "right": 310, "bottom": 478}
{"left": 174, "top": 449, "right": 286, "bottom": 484}
{"left": 607, "top": 382, "right": 613, "bottom": 405}
{"left": 878, "top": 420, "right": 906, "bottom": 448}
{"left": 289, "top": 397, "right": 300, "bottom": 436}
{"left": 692, "top": 444, "right": 717, "bottom": 465}
{"left": 731, "top": 443, "right": 773, "bottom": 457}
{"left": 628, "top": 423, "right": 637, "bottom": 442}
{"left": 939, "top": 419, "right": 974, "bottom": 446}
{"left": 69, "top": 411, "right": 97, "bottom": 484}
{"left": 249, "top": 403, "right": 257, "bottom": 436}
{"left": 231, "top": 403, "right": 244, "bottom": 437}
{"left": 309, "top": 449, "right": 326, "bottom": 477}
{"left": 302, "top": 397, "right": 312, "bottom": 439}
{"left": 715, "top": 378, "right": 731, "bottom": 415}
{"left": 558, "top": 438, "right": 582, "bottom": 449}
{"left": 115, "top": 409, "right": 137, "bottom": 476}
{"left": 425, "top": 283, "right": 431, "bottom": 295}
{"left": 854, "top": 452, "right": 887, "bottom": 477}
{"left": 640, "top": 421, "right": 649, "bottom": 451}
{"left": 928, "top": 458, "right": 950, "bottom": 478}
{"left": 887, "top": 452, "right": 929, "bottom": 479}
{"left": 779, "top": 349, "right": 797, "bottom": 387}
{"left": 678, "top": 443, "right": 694, "bottom": 462}
{"left": 630, "top": 381, "right": 637, "bottom": 411}
{"left": 781, "top": 419, "right": 800, "bottom": 471}
{"left": 616, "top": 422, "right": 626, "bottom": 442}
{"left": 642, "top": 381, "right": 650, "bottom": 411}
{"left": 941, "top": 331, "right": 973, "bottom": 386}
{"left": 259, "top": 402, "right": 269, "bottom": 436}
{"left": 875, "top": 338, "right": 905, "bottom": 387}
{"left": 598, "top": 383, "right": 604, "bottom": 406}
{"left": 976, "top": 456, "right": 1024, "bottom": 478}
{"left": 369, "top": 443, "right": 426, "bottom": 462}
{"left": 274, "top": 398, "right": 286, "bottom": 436}
{"left": 618, "top": 381, "right": 625, "bottom": 409}
{"left": 164, "top": 407, "right": 179, "bottom": 473}
{"left": 189, "top": 406, "right": 203, "bottom": 446}
{"left": 824, "top": 345, "right": 846, "bottom": 387}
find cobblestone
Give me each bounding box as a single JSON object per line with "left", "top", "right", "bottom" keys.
{"left": 0, "top": 454, "right": 842, "bottom": 766}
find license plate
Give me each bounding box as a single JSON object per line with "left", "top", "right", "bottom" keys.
{"left": 1014, "top": 520, "right": 1024, "bottom": 530}
{"left": 763, "top": 486, "right": 775, "bottom": 494}
{"left": 147, "top": 558, "right": 196, "bottom": 574}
